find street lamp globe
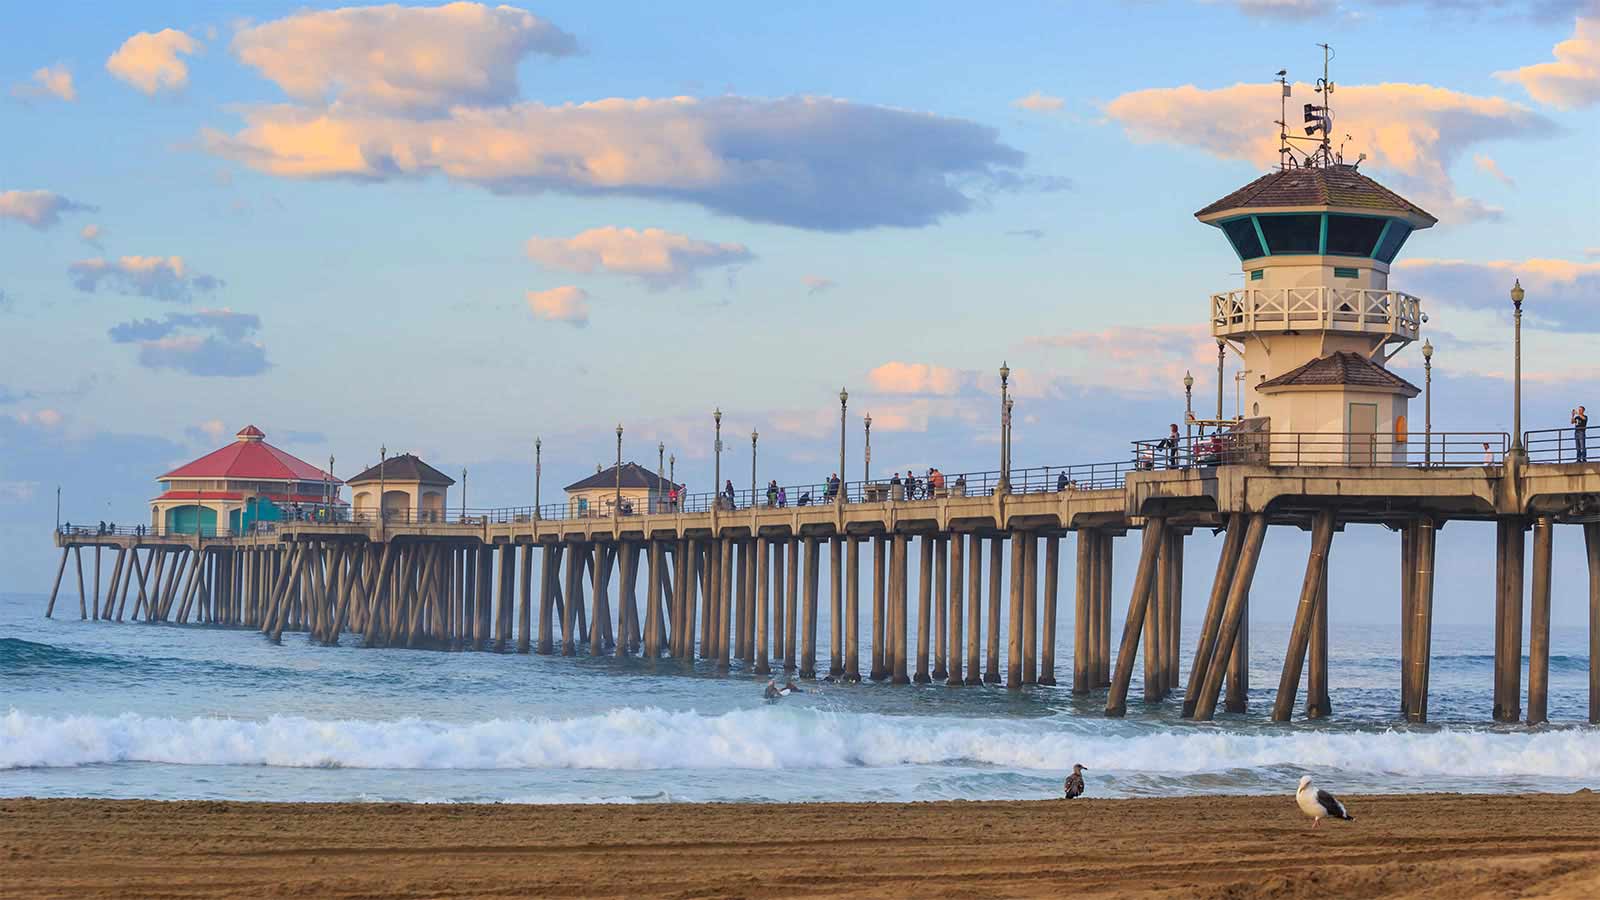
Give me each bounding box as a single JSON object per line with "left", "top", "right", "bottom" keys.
{"left": 1422, "top": 339, "right": 1433, "bottom": 361}
{"left": 1510, "top": 279, "right": 1525, "bottom": 307}
{"left": 839, "top": 387, "right": 848, "bottom": 407}
{"left": 1183, "top": 370, "right": 1194, "bottom": 391}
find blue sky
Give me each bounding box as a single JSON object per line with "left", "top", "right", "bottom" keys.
{"left": 3, "top": 1, "right": 1598, "bottom": 622}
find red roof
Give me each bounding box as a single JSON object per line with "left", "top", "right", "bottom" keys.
{"left": 161, "top": 426, "right": 339, "bottom": 483}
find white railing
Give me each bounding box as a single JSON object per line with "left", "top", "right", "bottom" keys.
{"left": 1211, "top": 288, "right": 1421, "bottom": 341}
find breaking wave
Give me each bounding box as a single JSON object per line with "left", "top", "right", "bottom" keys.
{"left": 6, "top": 707, "right": 1599, "bottom": 779}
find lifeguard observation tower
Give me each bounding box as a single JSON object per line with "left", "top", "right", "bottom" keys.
{"left": 1197, "top": 49, "right": 1434, "bottom": 465}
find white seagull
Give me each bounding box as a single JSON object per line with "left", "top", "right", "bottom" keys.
{"left": 1296, "top": 775, "right": 1354, "bottom": 829}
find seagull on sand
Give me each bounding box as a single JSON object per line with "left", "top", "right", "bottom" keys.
{"left": 1296, "top": 775, "right": 1354, "bottom": 829}
{"left": 1063, "top": 764, "right": 1087, "bottom": 799}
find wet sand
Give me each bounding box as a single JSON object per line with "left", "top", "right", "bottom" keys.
{"left": 3, "top": 793, "right": 1598, "bottom": 898}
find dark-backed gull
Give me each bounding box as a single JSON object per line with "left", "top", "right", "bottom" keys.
{"left": 1296, "top": 775, "right": 1354, "bottom": 829}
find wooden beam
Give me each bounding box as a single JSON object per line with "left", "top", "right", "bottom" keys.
{"left": 947, "top": 532, "right": 965, "bottom": 687}
{"left": 1106, "top": 519, "right": 1168, "bottom": 717}
{"left": 1527, "top": 516, "right": 1552, "bottom": 726}
{"left": 1192, "top": 514, "right": 1268, "bottom": 721}
{"left": 916, "top": 534, "right": 934, "bottom": 684}
{"left": 1270, "top": 510, "right": 1335, "bottom": 722}
{"left": 45, "top": 546, "right": 70, "bottom": 618}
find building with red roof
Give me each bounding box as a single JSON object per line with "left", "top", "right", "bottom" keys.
{"left": 151, "top": 425, "right": 342, "bottom": 535}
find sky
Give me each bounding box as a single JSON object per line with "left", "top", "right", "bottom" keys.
{"left": 2, "top": 0, "right": 1598, "bottom": 623}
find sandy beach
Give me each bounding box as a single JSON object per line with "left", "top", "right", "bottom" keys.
{"left": 3, "top": 793, "right": 1598, "bottom": 898}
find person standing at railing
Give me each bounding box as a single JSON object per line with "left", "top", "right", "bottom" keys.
{"left": 723, "top": 480, "right": 736, "bottom": 510}
{"left": 889, "top": 471, "right": 902, "bottom": 500}
{"left": 1573, "top": 406, "right": 1589, "bottom": 462}
{"left": 1482, "top": 442, "right": 1493, "bottom": 465}
{"left": 777, "top": 486, "right": 787, "bottom": 507}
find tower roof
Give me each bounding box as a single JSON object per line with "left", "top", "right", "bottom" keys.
{"left": 565, "top": 462, "right": 678, "bottom": 492}
{"left": 1256, "top": 351, "right": 1420, "bottom": 397}
{"left": 1196, "top": 165, "right": 1435, "bottom": 226}
{"left": 346, "top": 454, "right": 455, "bottom": 486}
{"left": 161, "top": 427, "right": 337, "bottom": 483}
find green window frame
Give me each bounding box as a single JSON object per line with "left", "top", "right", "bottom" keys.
{"left": 1333, "top": 267, "right": 1360, "bottom": 279}
{"left": 1250, "top": 269, "right": 1265, "bottom": 281}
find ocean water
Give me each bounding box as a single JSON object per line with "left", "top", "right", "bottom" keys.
{"left": 2, "top": 590, "right": 1596, "bottom": 804}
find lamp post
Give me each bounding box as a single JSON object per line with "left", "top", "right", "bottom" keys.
{"left": 1422, "top": 339, "right": 1433, "bottom": 466}
{"left": 751, "top": 429, "right": 759, "bottom": 507}
{"left": 615, "top": 424, "right": 623, "bottom": 519}
{"left": 669, "top": 454, "right": 675, "bottom": 490}
{"left": 326, "top": 454, "right": 335, "bottom": 521}
{"left": 378, "top": 444, "right": 386, "bottom": 532}
{"left": 461, "top": 467, "right": 467, "bottom": 520}
{"left": 713, "top": 408, "right": 723, "bottom": 512}
{"left": 657, "top": 441, "right": 665, "bottom": 514}
{"left": 1183, "top": 370, "right": 1195, "bottom": 451}
{"left": 1511, "top": 279, "right": 1525, "bottom": 455}
{"left": 1216, "top": 339, "right": 1226, "bottom": 421}
{"left": 864, "top": 413, "right": 872, "bottom": 483}
{"left": 838, "top": 387, "right": 848, "bottom": 503}
{"left": 1005, "top": 397, "right": 1015, "bottom": 485}
{"left": 534, "top": 437, "right": 542, "bottom": 520}
{"left": 999, "top": 362, "right": 1011, "bottom": 488}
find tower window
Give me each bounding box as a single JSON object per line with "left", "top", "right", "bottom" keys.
{"left": 1257, "top": 214, "right": 1322, "bottom": 253}
{"left": 1250, "top": 269, "right": 1264, "bottom": 281}
{"left": 1333, "top": 267, "right": 1360, "bottom": 279}
{"left": 1221, "top": 218, "right": 1265, "bottom": 260}
{"left": 1326, "top": 215, "right": 1389, "bottom": 256}
{"left": 1374, "top": 222, "right": 1413, "bottom": 263}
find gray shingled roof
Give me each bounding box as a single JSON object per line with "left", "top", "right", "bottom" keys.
{"left": 1257, "top": 351, "right": 1420, "bottom": 396}
{"left": 1196, "top": 165, "right": 1435, "bottom": 223}
{"left": 346, "top": 453, "right": 456, "bottom": 486}
{"left": 565, "top": 462, "right": 679, "bottom": 492}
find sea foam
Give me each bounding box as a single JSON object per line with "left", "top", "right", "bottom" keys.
{"left": 5, "top": 707, "right": 1599, "bottom": 777}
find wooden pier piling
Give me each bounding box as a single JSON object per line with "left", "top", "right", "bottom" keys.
{"left": 1527, "top": 516, "right": 1552, "bottom": 726}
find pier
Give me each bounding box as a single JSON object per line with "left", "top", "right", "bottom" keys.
{"left": 47, "top": 440, "right": 1600, "bottom": 726}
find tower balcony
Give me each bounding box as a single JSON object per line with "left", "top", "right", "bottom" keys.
{"left": 1211, "top": 287, "right": 1421, "bottom": 343}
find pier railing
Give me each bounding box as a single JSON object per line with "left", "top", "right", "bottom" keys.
{"left": 1132, "top": 430, "right": 1509, "bottom": 469}
{"left": 1524, "top": 426, "right": 1597, "bottom": 464}
{"left": 1211, "top": 286, "right": 1422, "bottom": 341}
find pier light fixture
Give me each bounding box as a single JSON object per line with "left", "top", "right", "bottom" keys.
{"left": 751, "top": 429, "right": 759, "bottom": 507}
{"left": 1422, "top": 340, "right": 1433, "bottom": 466}
{"left": 1215, "top": 339, "right": 1226, "bottom": 421}
{"left": 534, "top": 437, "right": 542, "bottom": 520}
{"left": 461, "top": 467, "right": 467, "bottom": 519}
{"left": 839, "top": 388, "right": 848, "bottom": 503}
{"left": 378, "top": 444, "right": 387, "bottom": 531}
{"left": 713, "top": 408, "right": 723, "bottom": 513}
{"left": 657, "top": 441, "right": 665, "bottom": 514}
{"left": 1183, "top": 371, "right": 1195, "bottom": 446}
{"left": 999, "top": 362, "right": 1011, "bottom": 488}
{"left": 864, "top": 413, "right": 873, "bottom": 483}
{"left": 1511, "top": 279, "right": 1524, "bottom": 454}
{"left": 615, "top": 424, "right": 623, "bottom": 519}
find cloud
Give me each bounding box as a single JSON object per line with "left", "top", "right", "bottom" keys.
{"left": 1104, "top": 81, "right": 1558, "bottom": 223}
{"left": 525, "top": 227, "right": 752, "bottom": 288}
{"left": 80, "top": 223, "right": 104, "bottom": 247}
{"left": 14, "top": 408, "right": 63, "bottom": 428}
{"left": 1006, "top": 228, "right": 1045, "bottom": 239}
{"left": 10, "top": 64, "right": 75, "bottom": 102}
{"left": 1497, "top": 15, "right": 1600, "bottom": 109}
{"left": 1473, "top": 154, "right": 1516, "bottom": 187}
{"left": 108, "top": 308, "right": 269, "bottom": 376}
{"left": 107, "top": 29, "right": 200, "bottom": 95}
{"left": 1397, "top": 257, "right": 1600, "bottom": 331}
{"left": 0, "top": 190, "right": 93, "bottom": 230}
{"left": 1012, "top": 91, "right": 1065, "bottom": 113}
{"left": 526, "top": 286, "right": 589, "bottom": 326}
{"left": 232, "top": 2, "right": 578, "bottom": 115}
{"left": 0, "top": 481, "right": 38, "bottom": 504}
{"left": 204, "top": 95, "right": 1030, "bottom": 231}
{"left": 1222, "top": 1, "right": 1598, "bottom": 20}
{"left": 1026, "top": 323, "right": 1215, "bottom": 393}
{"left": 802, "top": 275, "right": 836, "bottom": 295}
{"left": 1230, "top": 0, "right": 1321, "bottom": 16}
{"left": 190, "top": 419, "right": 226, "bottom": 443}
{"left": 69, "top": 256, "right": 223, "bottom": 302}
{"left": 868, "top": 362, "right": 965, "bottom": 395}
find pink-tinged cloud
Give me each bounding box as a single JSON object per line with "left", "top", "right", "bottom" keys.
{"left": 1227, "top": 0, "right": 1322, "bottom": 17}
{"left": 1104, "top": 81, "right": 1557, "bottom": 223}
{"left": 69, "top": 256, "right": 223, "bottom": 302}
{"left": 202, "top": 95, "right": 1029, "bottom": 231}
{"left": 525, "top": 227, "right": 752, "bottom": 289}
{"left": 107, "top": 29, "right": 200, "bottom": 95}
{"left": 1496, "top": 16, "right": 1600, "bottom": 110}
{"left": 868, "top": 362, "right": 964, "bottom": 395}
{"left": 0, "top": 190, "right": 93, "bottom": 230}
{"left": 1473, "top": 154, "right": 1515, "bottom": 187}
{"left": 107, "top": 308, "right": 269, "bottom": 376}
{"left": 10, "top": 64, "right": 75, "bottom": 102}
{"left": 15, "top": 408, "right": 63, "bottom": 428}
{"left": 1398, "top": 257, "right": 1600, "bottom": 331}
{"left": 802, "top": 275, "right": 836, "bottom": 295}
{"left": 232, "top": 2, "right": 577, "bottom": 115}
{"left": 1012, "top": 91, "right": 1064, "bottom": 113}
{"left": 80, "top": 223, "right": 104, "bottom": 247}
{"left": 526, "top": 286, "right": 590, "bottom": 326}
{"left": 1027, "top": 323, "right": 1214, "bottom": 393}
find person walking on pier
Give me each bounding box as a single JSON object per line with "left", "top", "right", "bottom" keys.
{"left": 1573, "top": 406, "right": 1588, "bottom": 462}
{"left": 889, "top": 472, "right": 902, "bottom": 500}
{"left": 723, "top": 480, "right": 736, "bottom": 510}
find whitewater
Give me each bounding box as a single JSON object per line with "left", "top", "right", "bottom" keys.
{"left": 3, "top": 591, "right": 1597, "bottom": 803}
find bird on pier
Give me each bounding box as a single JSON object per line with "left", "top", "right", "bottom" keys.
{"left": 1063, "top": 764, "right": 1087, "bottom": 799}
{"left": 1296, "top": 776, "right": 1354, "bottom": 829}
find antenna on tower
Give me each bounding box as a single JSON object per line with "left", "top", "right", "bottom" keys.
{"left": 1275, "top": 44, "right": 1340, "bottom": 169}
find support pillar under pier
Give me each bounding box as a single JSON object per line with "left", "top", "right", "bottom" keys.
{"left": 1527, "top": 516, "right": 1552, "bottom": 726}
{"left": 1406, "top": 517, "right": 1438, "bottom": 723}
{"left": 1107, "top": 519, "right": 1166, "bottom": 716}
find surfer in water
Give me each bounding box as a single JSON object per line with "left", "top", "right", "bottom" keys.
{"left": 764, "top": 679, "right": 782, "bottom": 700}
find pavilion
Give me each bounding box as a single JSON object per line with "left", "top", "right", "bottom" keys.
{"left": 151, "top": 425, "right": 341, "bottom": 536}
